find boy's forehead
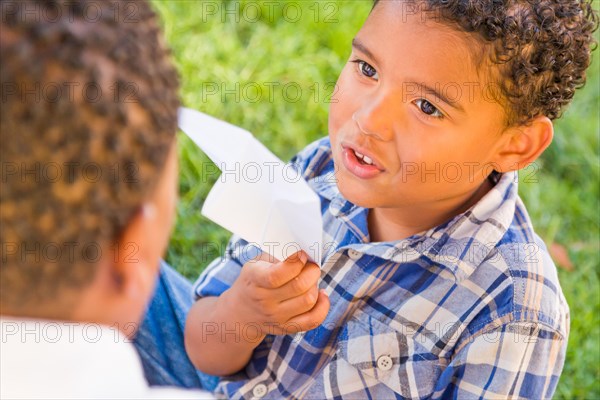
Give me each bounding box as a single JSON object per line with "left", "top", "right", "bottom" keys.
{"left": 360, "top": 1, "right": 485, "bottom": 87}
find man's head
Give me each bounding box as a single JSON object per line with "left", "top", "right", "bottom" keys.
{"left": 1, "top": 0, "right": 180, "bottom": 332}
{"left": 329, "top": 0, "right": 597, "bottom": 220}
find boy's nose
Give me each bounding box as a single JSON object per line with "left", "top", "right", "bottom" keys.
{"left": 352, "top": 94, "right": 395, "bottom": 142}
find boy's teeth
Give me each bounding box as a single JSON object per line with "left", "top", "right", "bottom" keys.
{"left": 352, "top": 149, "right": 374, "bottom": 166}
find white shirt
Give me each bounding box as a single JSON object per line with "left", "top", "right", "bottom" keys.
{"left": 0, "top": 318, "right": 214, "bottom": 399}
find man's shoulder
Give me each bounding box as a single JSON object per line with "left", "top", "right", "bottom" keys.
{"left": 0, "top": 318, "right": 215, "bottom": 399}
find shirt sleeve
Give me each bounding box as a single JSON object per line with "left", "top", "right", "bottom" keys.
{"left": 432, "top": 321, "right": 567, "bottom": 399}
{"left": 192, "top": 235, "right": 262, "bottom": 299}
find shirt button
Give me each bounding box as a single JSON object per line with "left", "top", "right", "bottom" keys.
{"left": 252, "top": 383, "right": 268, "bottom": 398}
{"left": 347, "top": 249, "right": 361, "bottom": 260}
{"left": 377, "top": 355, "right": 393, "bottom": 371}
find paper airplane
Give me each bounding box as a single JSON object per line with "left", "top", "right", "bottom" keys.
{"left": 178, "top": 107, "right": 323, "bottom": 264}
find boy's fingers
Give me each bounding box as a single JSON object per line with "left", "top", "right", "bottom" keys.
{"left": 271, "top": 262, "right": 321, "bottom": 301}
{"left": 254, "top": 250, "right": 308, "bottom": 289}
{"left": 249, "top": 251, "right": 279, "bottom": 264}
{"left": 283, "top": 250, "right": 308, "bottom": 265}
{"left": 276, "top": 285, "right": 320, "bottom": 317}
{"left": 284, "top": 289, "right": 330, "bottom": 332}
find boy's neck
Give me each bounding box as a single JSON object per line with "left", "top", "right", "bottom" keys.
{"left": 367, "top": 178, "right": 494, "bottom": 243}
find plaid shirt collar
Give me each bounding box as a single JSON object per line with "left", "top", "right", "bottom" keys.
{"left": 310, "top": 166, "right": 519, "bottom": 277}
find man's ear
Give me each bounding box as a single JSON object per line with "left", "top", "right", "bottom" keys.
{"left": 110, "top": 204, "right": 159, "bottom": 300}
{"left": 71, "top": 203, "right": 159, "bottom": 328}
{"left": 494, "top": 115, "right": 554, "bottom": 172}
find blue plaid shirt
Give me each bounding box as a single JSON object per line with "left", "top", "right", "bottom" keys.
{"left": 193, "top": 137, "right": 569, "bottom": 399}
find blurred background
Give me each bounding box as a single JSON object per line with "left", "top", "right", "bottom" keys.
{"left": 152, "top": 1, "right": 599, "bottom": 397}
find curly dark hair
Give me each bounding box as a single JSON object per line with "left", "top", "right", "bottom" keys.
{"left": 373, "top": 0, "right": 599, "bottom": 125}
{"left": 1, "top": 0, "right": 180, "bottom": 315}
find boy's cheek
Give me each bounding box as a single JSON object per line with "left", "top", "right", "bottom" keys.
{"left": 327, "top": 103, "right": 344, "bottom": 141}
{"left": 328, "top": 96, "right": 356, "bottom": 141}
{"left": 329, "top": 69, "right": 358, "bottom": 124}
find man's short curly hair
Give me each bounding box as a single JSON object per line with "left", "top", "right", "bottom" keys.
{"left": 373, "top": 0, "right": 599, "bottom": 125}
{"left": 1, "top": 0, "right": 180, "bottom": 315}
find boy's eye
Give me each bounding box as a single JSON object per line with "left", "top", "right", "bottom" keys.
{"left": 415, "top": 99, "right": 443, "bottom": 118}
{"left": 352, "top": 60, "right": 379, "bottom": 80}
{"left": 359, "top": 61, "right": 378, "bottom": 78}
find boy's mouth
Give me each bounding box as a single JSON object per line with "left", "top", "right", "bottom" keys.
{"left": 340, "top": 144, "right": 384, "bottom": 179}
{"left": 353, "top": 149, "right": 375, "bottom": 166}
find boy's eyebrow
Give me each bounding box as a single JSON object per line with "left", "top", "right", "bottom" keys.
{"left": 352, "top": 38, "right": 466, "bottom": 113}
{"left": 351, "top": 38, "right": 380, "bottom": 66}
{"left": 408, "top": 81, "right": 466, "bottom": 113}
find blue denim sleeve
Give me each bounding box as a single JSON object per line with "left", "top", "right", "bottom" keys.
{"left": 193, "top": 235, "right": 263, "bottom": 299}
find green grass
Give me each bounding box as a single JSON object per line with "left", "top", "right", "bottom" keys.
{"left": 153, "top": 1, "right": 599, "bottom": 397}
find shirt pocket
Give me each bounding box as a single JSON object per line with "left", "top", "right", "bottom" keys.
{"left": 335, "top": 312, "right": 443, "bottom": 399}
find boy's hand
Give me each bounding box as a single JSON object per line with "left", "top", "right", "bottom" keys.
{"left": 222, "top": 250, "right": 330, "bottom": 337}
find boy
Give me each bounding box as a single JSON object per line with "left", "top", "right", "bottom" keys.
{"left": 0, "top": 1, "right": 211, "bottom": 397}
{"left": 185, "top": 0, "right": 598, "bottom": 399}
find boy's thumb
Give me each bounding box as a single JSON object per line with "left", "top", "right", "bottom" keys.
{"left": 285, "top": 250, "right": 308, "bottom": 265}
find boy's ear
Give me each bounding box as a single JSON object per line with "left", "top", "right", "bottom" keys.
{"left": 495, "top": 115, "right": 554, "bottom": 172}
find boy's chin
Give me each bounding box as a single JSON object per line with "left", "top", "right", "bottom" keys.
{"left": 336, "top": 181, "right": 381, "bottom": 209}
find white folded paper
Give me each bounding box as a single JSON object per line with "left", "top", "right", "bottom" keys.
{"left": 178, "top": 107, "right": 323, "bottom": 264}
